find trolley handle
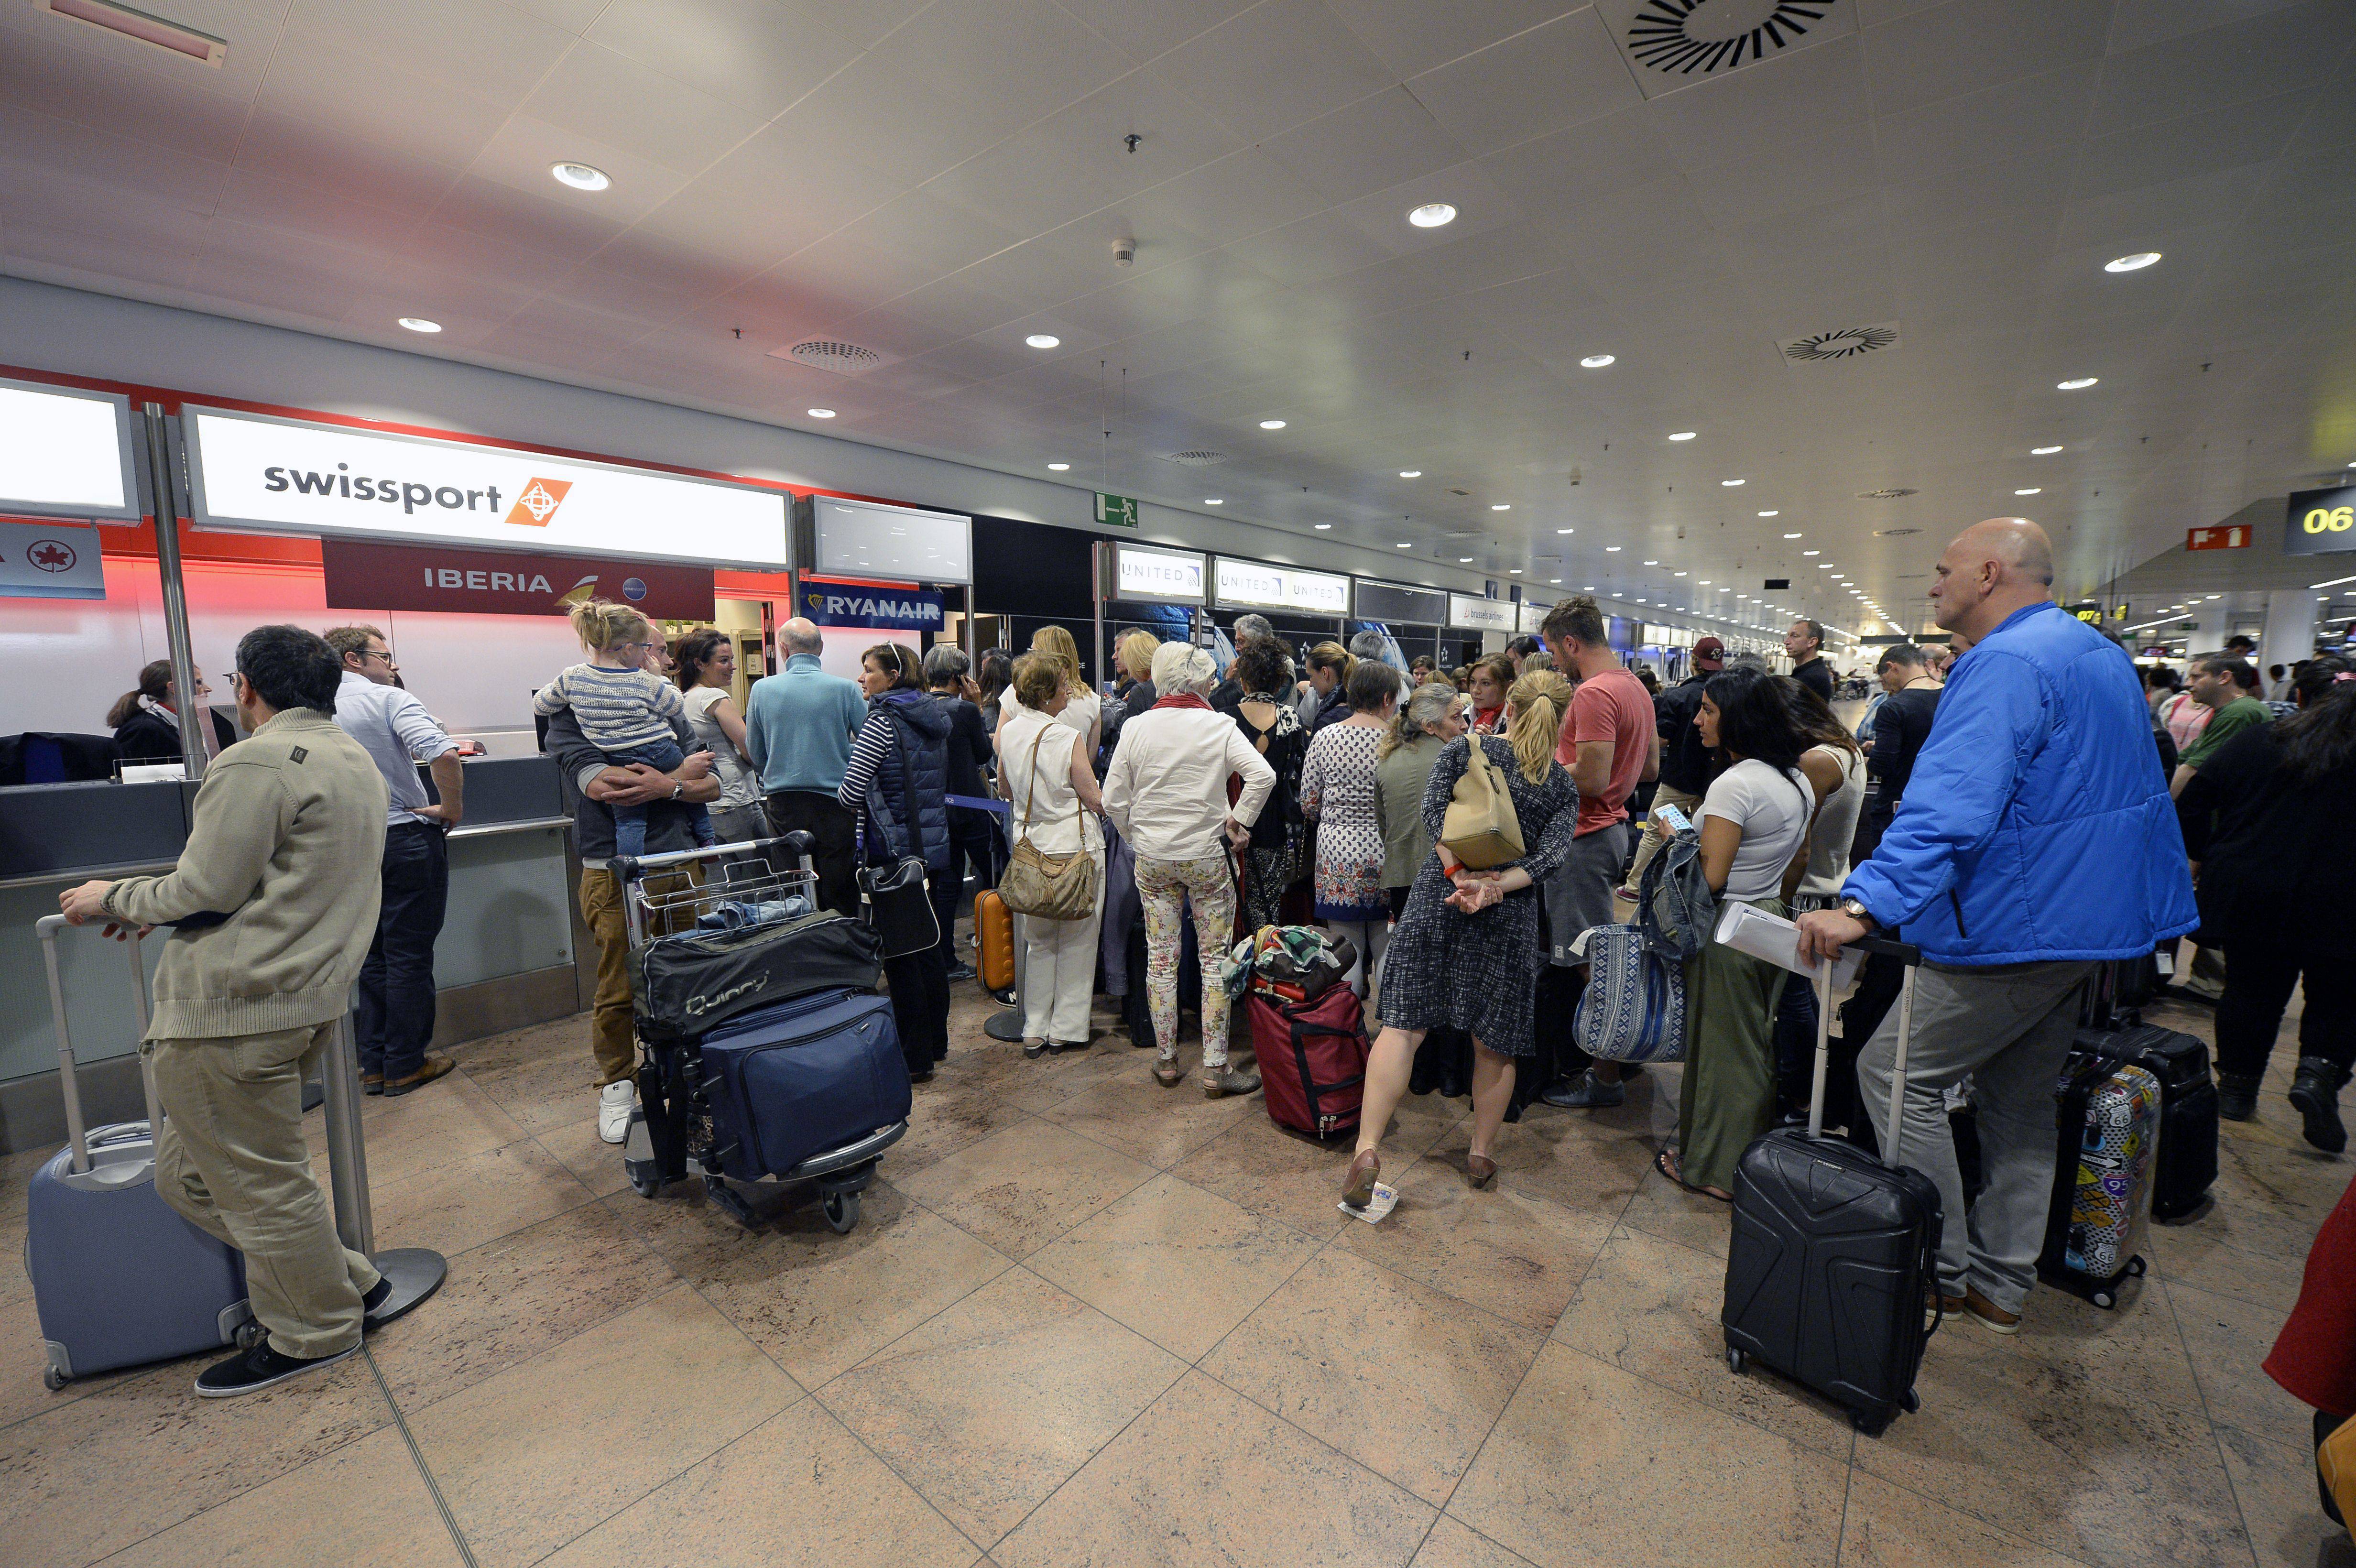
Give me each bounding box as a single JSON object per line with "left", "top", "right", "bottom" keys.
{"left": 611, "top": 830, "right": 815, "bottom": 881}
{"left": 35, "top": 912, "right": 153, "bottom": 1175}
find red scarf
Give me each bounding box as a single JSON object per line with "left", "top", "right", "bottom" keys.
{"left": 1153, "top": 693, "right": 1211, "bottom": 712}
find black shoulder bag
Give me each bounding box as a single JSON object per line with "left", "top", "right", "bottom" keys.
{"left": 857, "top": 710, "right": 941, "bottom": 958}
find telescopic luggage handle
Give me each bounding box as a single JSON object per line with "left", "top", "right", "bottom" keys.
{"left": 611, "top": 830, "right": 816, "bottom": 883}
{"left": 1805, "top": 931, "right": 1920, "bottom": 1153}
{"left": 35, "top": 914, "right": 159, "bottom": 1176}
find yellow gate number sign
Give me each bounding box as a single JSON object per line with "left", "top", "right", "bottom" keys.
{"left": 2284, "top": 485, "right": 2356, "bottom": 556}
{"left": 2306, "top": 505, "right": 2355, "bottom": 534}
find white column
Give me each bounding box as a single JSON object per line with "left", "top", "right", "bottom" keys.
{"left": 2261, "top": 589, "right": 2318, "bottom": 678}
{"left": 2188, "top": 603, "right": 2229, "bottom": 654}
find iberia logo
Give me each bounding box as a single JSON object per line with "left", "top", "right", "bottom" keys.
{"left": 504, "top": 477, "right": 572, "bottom": 527}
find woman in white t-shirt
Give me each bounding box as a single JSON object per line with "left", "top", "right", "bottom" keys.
{"left": 672, "top": 629, "right": 764, "bottom": 846}
{"left": 1661, "top": 666, "right": 1818, "bottom": 1200}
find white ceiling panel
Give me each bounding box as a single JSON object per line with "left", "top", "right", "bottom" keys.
{"left": 1261, "top": 87, "right": 1470, "bottom": 207}
{"left": 583, "top": 0, "right": 862, "bottom": 119}
{"left": 1047, "top": 0, "right": 1258, "bottom": 61}
{"left": 1324, "top": 0, "right": 1582, "bottom": 79}
{"left": 231, "top": 109, "right": 466, "bottom": 217}
{"left": 0, "top": 22, "right": 253, "bottom": 163}
{"left": 0, "top": 104, "right": 231, "bottom": 215}
{"left": 2069, "top": 87, "right": 2312, "bottom": 200}
{"left": 426, "top": 174, "right": 631, "bottom": 267}
{"left": 1870, "top": 63, "right": 2102, "bottom": 185}
{"left": 464, "top": 116, "right": 691, "bottom": 227}
{"left": 1860, "top": 0, "right": 2113, "bottom": 118}
{"left": 2083, "top": 0, "right": 2345, "bottom": 138}
{"left": 895, "top": 0, "right": 1135, "bottom": 127}
{"left": 517, "top": 42, "right": 766, "bottom": 175}
{"left": 282, "top": 0, "right": 575, "bottom": 98}
{"left": 1405, "top": 7, "right": 1642, "bottom": 159}
{"left": 0, "top": 0, "right": 290, "bottom": 100}
{"left": 1643, "top": 34, "right": 1868, "bottom": 166}
{"left": 1150, "top": 0, "right": 1399, "bottom": 143}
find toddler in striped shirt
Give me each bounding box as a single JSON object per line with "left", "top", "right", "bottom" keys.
{"left": 534, "top": 600, "right": 716, "bottom": 858}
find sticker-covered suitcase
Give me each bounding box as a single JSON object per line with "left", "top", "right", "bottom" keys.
{"left": 2037, "top": 1052, "right": 2160, "bottom": 1309}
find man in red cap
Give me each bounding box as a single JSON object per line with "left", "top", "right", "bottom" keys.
{"left": 1620, "top": 635, "right": 1722, "bottom": 895}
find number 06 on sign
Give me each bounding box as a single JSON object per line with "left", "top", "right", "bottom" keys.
{"left": 2285, "top": 485, "right": 2356, "bottom": 555}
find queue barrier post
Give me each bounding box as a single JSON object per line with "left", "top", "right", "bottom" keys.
{"left": 322, "top": 1011, "right": 447, "bottom": 1324}
{"left": 948, "top": 794, "right": 1031, "bottom": 1043}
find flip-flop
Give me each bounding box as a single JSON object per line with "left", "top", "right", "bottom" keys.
{"left": 1655, "top": 1147, "right": 1734, "bottom": 1203}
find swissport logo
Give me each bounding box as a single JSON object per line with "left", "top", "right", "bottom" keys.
{"left": 506, "top": 478, "right": 572, "bottom": 528}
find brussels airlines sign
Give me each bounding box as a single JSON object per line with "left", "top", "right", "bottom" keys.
{"left": 184, "top": 407, "right": 789, "bottom": 568}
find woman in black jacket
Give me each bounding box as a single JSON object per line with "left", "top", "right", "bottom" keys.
{"left": 926, "top": 644, "right": 998, "bottom": 969}
{"left": 841, "top": 642, "right": 955, "bottom": 1080}
{"left": 108, "top": 659, "right": 212, "bottom": 762}
{"left": 2177, "top": 656, "right": 2356, "bottom": 1149}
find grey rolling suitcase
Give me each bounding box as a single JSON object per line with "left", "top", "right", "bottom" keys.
{"left": 26, "top": 915, "right": 256, "bottom": 1388}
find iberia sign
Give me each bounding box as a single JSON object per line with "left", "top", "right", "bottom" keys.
{"left": 184, "top": 407, "right": 788, "bottom": 568}
{"left": 319, "top": 538, "right": 715, "bottom": 620}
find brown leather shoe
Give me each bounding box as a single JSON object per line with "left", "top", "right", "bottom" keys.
{"left": 360, "top": 1073, "right": 383, "bottom": 1097}
{"left": 1925, "top": 1288, "right": 1966, "bottom": 1329}
{"left": 1963, "top": 1286, "right": 2021, "bottom": 1335}
{"left": 382, "top": 1056, "right": 455, "bottom": 1098}
{"left": 1342, "top": 1149, "right": 1381, "bottom": 1209}
{"left": 1466, "top": 1153, "right": 1498, "bottom": 1190}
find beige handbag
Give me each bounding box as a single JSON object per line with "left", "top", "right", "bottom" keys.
{"left": 998, "top": 725, "right": 1100, "bottom": 920}
{"left": 1440, "top": 736, "right": 1525, "bottom": 870}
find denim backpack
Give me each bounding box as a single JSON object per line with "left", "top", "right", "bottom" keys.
{"left": 1566, "top": 827, "right": 1715, "bottom": 1064}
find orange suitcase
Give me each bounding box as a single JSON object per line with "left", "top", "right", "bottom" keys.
{"left": 973, "top": 889, "right": 1016, "bottom": 994}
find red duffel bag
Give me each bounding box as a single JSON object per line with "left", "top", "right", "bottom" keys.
{"left": 1248, "top": 985, "right": 1370, "bottom": 1138}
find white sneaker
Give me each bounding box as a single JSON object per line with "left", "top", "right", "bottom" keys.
{"left": 597, "top": 1079, "right": 636, "bottom": 1144}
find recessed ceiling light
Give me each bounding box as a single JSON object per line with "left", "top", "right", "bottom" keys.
{"left": 1205, "top": 498, "right": 1222, "bottom": 505}
{"left": 1803, "top": 550, "right": 1820, "bottom": 556}
{"left": 1314, "top": 522, "right": 1331, "bottom": 529}
{"left": 2058, "top": 377, "right": 2099, "bottom": 391}
{"left": 1818, "top": 563, "right": 1836, "bottom": 569}
{"left": 1782, "top": 532, "right": 1802, "bottom": 539}
{"left": 397, "top": 317, "right": 442, "bottom": 333}
{"left": 1397, "top": 542, "right": 1413, "bottom": 548}
{"left": 1669, "top": 431, "right": 1696, "bottom": 442}
{"left": 1508, "top": 567, "right": 1522, "bottom": 574}
{"left": 1399, "top": 469, "right": 1422, "bottom": 478}
{"left": 1605, "top": 545, "right": 1622, "bottom": 552}
{"left": 551, "top": 161, "right": 611, "bottom": 191}
{"left": 1025, "top": 333, "right": 1060, "bottom": 348}
{"left": 1698, "top": 580, "right": 1711, "bottom": 585}
{"left": 1047, "top": 461, "right": 1070, "bottom": 470}
{"left": 1673, "top": 571, "right": 1688, "bottom": 577}
{"left": 2105, "top": 252, "right": 2161, "bottom": 272}
{"left": 1721, "top": 479, "right": 1745, "bottom": 487}
{"left": 1409, "top": 202, "right": 1458, "bottom": 228}
{"left": 1491, "top": 503, "right": 1511, "bottom": 511}
{"left": 1580, "top": 354, "right": 1615, "bottom": 369}
{"left": 1584, "top": 586, "right": 1594, "bottom": 590}
{"left": 808, "top": 407, "right": 836, "bottom": 418}
{"left": 1549, "top": 578, "right": 1562, "bottom": 584}
{"left": 1644, "top": 559, "right": 1658, "bottom": 565}
{"left": 1757, "top": 510, "right": 1778, "bottom": 518}
{"left": 1458, "top": 556, "right": 1474, "bottom": 563}
{"left": 2014, "top": 487, "right": 2041, "bottom": 496}
{"left": 1259, "top": 419, "right": 1287, "bottom": 430}
{"left": 2032, "top": 445, "right": 2064, "bottom": 455}
{"left": 1555, "top": 527, "right": 1574, "bottom": 534}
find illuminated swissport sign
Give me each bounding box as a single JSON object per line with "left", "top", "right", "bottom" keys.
{"left": 184, "top": 406, "right": 789, "bottom": 568}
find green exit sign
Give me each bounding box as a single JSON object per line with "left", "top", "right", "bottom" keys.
{"left": 1095, "top": 491, "right": 1139, "bottom": 529}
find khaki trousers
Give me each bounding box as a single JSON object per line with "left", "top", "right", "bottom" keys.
{"left": 148, "top": 1023, "right": 381, "bottom": 1360}
{"left": 578, "top": 865, "right": 701, "bottom": 1089}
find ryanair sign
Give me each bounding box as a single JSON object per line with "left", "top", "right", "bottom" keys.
{"left": 801, "top": 577, "right": 945, "bottom": 632}
{"left": 184, "top": 406, "right": 789, "bottom": 568}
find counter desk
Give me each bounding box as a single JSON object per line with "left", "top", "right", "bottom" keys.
{"left": 0, "top": 754, "right": 593, "bottom": 1154}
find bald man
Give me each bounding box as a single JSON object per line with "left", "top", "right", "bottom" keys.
{"left": 1797, "top": 519, "right": 2196, "bottom": 1334}
{"left": 744, "top": 617, "right": 868, "bottom": 915}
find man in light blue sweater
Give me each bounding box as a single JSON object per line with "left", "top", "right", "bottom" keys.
{"left": 745, "top": 618, "right": 867, "bottom": 915}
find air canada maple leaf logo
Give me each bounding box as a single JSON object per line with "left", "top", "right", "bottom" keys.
{"left": 504, "top": 477, "right": 572, "bottom": 527}
{"left": 28, "top": 538, "right": 78, "bottom": 572}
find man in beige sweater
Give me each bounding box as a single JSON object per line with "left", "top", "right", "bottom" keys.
{"left": 60, "top": 625, "right": 393, "bottom": 1397}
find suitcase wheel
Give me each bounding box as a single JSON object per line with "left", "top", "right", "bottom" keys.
{"left": 42, "top": 1366, "right": 66, "bottom": 1392}
{"left": 823, "top": 1189, "right": 860, "bottom": 1234}
{"left": 628, "top": 1160, "right": 662, "bottom": 1199}
{"left": 2127, "top": 1256, "right": 2147, "bottom": 1278}
{"left": 1902, "top": 1388, "right": 1920, "bottom": 1414}
{"left": 1852, "top": 1410, "right": 1891, "bottom": 1436}
{"left": 1725, "top": 1347, "right": 1747, "bottom": 1375}
{"left": 2091, "top": 1289, "right": 2116, "bottom": 1310}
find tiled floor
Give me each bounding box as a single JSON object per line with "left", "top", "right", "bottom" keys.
{"left": 2, "top": 988, "right": 2350, "bottom": 1568}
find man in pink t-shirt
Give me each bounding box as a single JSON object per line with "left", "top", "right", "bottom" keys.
{"left": 1536, "top": 595, "right": 1658, "bottom": 1109}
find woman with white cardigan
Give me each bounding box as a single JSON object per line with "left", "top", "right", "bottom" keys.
{"left": 1103, "top": 642, "right": 1276, "bottom": 1095}
{"left": 996, "top": 653, "right": 1106, "bottom": 1058}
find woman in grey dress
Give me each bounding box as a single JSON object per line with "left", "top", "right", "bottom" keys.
{"left": 1347, "top": 672, "right": 1581, "bottom": 1205}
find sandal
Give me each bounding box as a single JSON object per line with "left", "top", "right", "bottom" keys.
{"left": 1655, "top": 1147, "right": 1735, "bottom": 1203}
{"left": 1152, "top": 1056, "right": 1184, "bottom": 1088}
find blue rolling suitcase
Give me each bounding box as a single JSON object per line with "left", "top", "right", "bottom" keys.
{"left": 28, "top": 916, "right": 256, "bottom": 1388}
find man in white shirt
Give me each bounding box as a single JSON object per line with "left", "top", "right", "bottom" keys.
{"left": 324, "top": 626, "right": 464, "bottom": 1096}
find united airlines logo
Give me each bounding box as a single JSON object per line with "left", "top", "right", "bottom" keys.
{"left": 506, "top": 477, "right": 572, "bottom": 527}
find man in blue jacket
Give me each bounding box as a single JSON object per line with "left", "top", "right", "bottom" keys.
{"left": 1798, "top": 518, "right": 2197, "bottom": 1334}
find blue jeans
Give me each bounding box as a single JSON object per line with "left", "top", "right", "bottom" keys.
{"left": 603, "top": 738, "right": 716, "bottom": 858}
{"left": 356, "top": 821, "right": 447, "bottom": 1082}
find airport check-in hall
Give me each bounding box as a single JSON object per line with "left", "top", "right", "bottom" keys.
{"left": 1, "top": 1, "right": 2355, "bottom": 1566}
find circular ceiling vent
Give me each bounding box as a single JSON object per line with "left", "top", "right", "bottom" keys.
{"left": 785, "top": 340, "right": 880, "bottom": 370}
{"left": 1873, "top": 526, "right": 1921, "bottom": 536}
{"left": 1782, "top": 323, "right": 1900, "bottom": 362}
{"left": 1159, "top": 450, "right": 1230, "bottom": 467}
{"left": 1628, "top": 0, "right": 1837, "bottom": 75}
{"left": 1857, "top": 488, "right": 1918, "bottom": 501}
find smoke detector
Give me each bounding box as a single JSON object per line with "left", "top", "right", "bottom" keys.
{"left": 1781, "top": 322, "right": 1901, "bottom": 362}
{"left": 1159, "top": 450, "right": 1230, "bottom": 467}
{"left": 1112, "top": 237, "right": 1136, "bottom": 268}
{"left": 769, "top": 339, "right": 897, "bottom": 377}
{"left": 1856, "top": 488, "right": 1918, "bottom": 501}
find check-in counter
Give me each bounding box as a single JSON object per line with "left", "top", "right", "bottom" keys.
{"left": 0, "top": 754, "right": 587, "bottom": 1153}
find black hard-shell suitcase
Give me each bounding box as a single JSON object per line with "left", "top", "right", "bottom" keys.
{"left": 1723, "top": 935, "right": 1943, "bottom": 1436}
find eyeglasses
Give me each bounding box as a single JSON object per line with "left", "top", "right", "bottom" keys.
{"left": 360, "top": 648, "right": 396, "bottom": 665}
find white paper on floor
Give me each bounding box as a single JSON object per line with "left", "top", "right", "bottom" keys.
{"left": 1341, "top": 1183, "right": 1399, "bottom": 1223}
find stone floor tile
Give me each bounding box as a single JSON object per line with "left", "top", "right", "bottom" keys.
{"left": 406, "top": 1286, "right": 797, "bottom": 1568}
{"left": 818, "top": 1268, "right": 1185, "bottom": 1547}
{"left": 1331, "top": 1154, "right": 1614, "bottom": 1332}
{"left": 1204, "top": 1247, "right": 1545, "bottom": 1505}
{"left": 994, "top": 1371, "right": 1436, "bottom": 1568}
{"left": 1835, "top": 1469, "right": 2091, "bottom": 1568}
{"left": 100, "top": 1424, "right": 466, "bottom": 1568}
{"left": 894, "top": 1117, "right": 1158, "bottom": 1258}
{"left": 1025, "top": 1171, "right": 1325, "bottom": 1360}
{"left": 370, "top": 1137, "right": 599, "bottom": 1259}
{"left": 368, "top": 1201, "right": 679, "bottom": 1412}
{"left": 1552, "top": 1225, "right": 1855, "bottom": 1460}
{"left": 1446, "top": 1343, "right": 1847, "bottom": 1568}
{"left": 613, "top": 1182, "right": 1017, "bottom": 1388}
{"left": 536, "top": 1398, "right": 978, "bottom": 1568}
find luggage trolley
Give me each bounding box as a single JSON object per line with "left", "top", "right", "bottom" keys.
{"left": 614, "top": 833, "right": 906, "bottom": 1233}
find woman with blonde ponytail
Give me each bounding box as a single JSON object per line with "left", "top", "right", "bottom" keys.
{"left": 1341, "top": 670, "right": 1582, "bottom": 1207}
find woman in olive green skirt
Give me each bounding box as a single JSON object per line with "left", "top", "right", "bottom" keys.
{"left": 1661, "top": 669, "right": 1822, "bottom": 1199}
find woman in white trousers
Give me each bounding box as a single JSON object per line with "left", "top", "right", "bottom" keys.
{"left": 996, "top": 653, "right": 1105, "bottom": 1056}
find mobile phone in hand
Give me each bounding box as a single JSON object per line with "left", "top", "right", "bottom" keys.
{"left": 1653, "top": 802, "right": 1692, "bottom": 836}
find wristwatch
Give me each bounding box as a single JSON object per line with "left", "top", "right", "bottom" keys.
{"left": 1839, "top": 898, "right": 1876, "bottom": 928}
